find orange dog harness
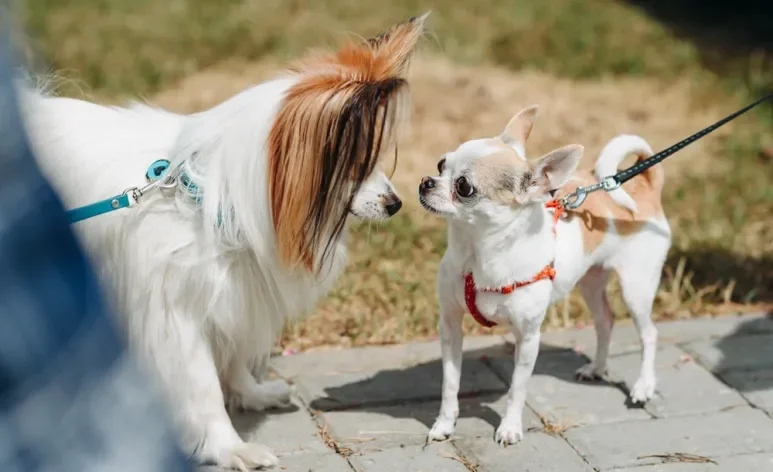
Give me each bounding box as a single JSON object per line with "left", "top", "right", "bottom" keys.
{"left": 463, "top": 200, "right": 564, "bottom": 328}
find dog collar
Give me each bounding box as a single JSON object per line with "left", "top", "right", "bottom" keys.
{"left": 463, "top": 200, "right": 564, "bottom": 328}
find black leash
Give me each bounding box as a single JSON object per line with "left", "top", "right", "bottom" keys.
{"left": 561, "top": 91, "right": 773, "bottom": 210}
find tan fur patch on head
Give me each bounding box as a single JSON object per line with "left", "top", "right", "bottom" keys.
{"left": 469, "top": 141, "right": 530, "bottom": 205}
{"left": 268, "top": 15, "right": 427, "bottom": 272}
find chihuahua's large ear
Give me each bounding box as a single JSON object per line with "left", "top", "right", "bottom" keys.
{"left": 366, "top": 12, "right": 430, "bottom": 76}
{"left": 501, "top": 105, "right": 539, "bottom": 158}
{"left": 520, "top": 144, "right": 583, "bottom": 203}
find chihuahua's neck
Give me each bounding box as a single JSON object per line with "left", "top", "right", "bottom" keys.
{"left": 457, "top": 204, "right": 556, "bottom": 289}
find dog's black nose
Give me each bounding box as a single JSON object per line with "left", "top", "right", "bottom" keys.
{"left": 385, "top": 199, "right": 402, "bottom": 216}
{"left": 419, "top": 177, "right": 435, "bottom": 193}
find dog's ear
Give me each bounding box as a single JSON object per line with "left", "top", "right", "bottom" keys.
{"left": 519, "top": 144, "right": 583, "bottom": 203}
{"left": 501, "top": 105, "right": 538, "bottom": 159}
{"left": 365, "top": 12, "right": 430, "bottom": 76}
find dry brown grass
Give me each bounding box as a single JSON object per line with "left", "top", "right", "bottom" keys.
{"left": 439, "top": 450, "right": 479, "bottom": 472}
{"left": 539, "top": 414, "right": 579, "bottom": 435}
{"left": 152, "top": 55, "right": 772, "bottom": 350}
{"left": 313, "top": 411, "right": 354, "bottom": 457}
{"left": 22, "top": 1, "right": 773, "bottom": 351}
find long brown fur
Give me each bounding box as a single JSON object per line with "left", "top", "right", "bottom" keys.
{"left": 268, "top": 14, "right": 428, "bottom": 271}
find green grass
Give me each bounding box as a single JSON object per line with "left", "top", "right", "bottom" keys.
{"left": 18, "top": 0, "right": 708, "bottom": 97}
{"left": 15, "top": 0, "right": 773, "bottom": 349}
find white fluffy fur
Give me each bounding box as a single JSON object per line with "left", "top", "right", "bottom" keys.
{"left": 16, "top": 72, "right": 401, "bottom": 470}
{"left": 420, "top": 112, "right": 671, "bottom": 446}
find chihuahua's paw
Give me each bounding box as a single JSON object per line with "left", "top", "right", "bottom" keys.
{"left": 427, "top": 417, "right": 456, "bottom": 442}
{"left": 575, "top": 362, "right": 606, "bottom": 382}
{"left": 495, "top": 420, "right": 523, "bottom": 446}
{"left": 630, "top": 374, "right": 656, "bottom": 404}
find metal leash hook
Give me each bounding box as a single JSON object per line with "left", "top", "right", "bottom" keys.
{"left": 120, "top": 167, "right": 180, "bottom": 208}
{"left": 560, "top": 176, "right": 620, "bottom": 210}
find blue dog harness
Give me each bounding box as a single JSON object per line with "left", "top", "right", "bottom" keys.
{"left": 65, "top": 159, "right": 197, "bottom": 224}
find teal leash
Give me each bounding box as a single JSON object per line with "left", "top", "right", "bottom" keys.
{"left": 65, "top": 159, "right": 188, "bottom": 224}
{"left": 65, "top": 192, "right": 138, "bottom": 224}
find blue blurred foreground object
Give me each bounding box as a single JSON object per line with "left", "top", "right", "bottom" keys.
{"left": 0, "top": 34, "right": 192, "bottom": 472}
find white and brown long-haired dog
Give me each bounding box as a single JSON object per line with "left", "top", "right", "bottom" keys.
{"left": 17, "top": 14, "right": 427, "bottom": 470}
{"left": 419, "top": 106, "right": 670, "bottom": 446}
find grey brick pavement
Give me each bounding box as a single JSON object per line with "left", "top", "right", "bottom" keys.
{"left": 212, "top": 312, "right": 773, "bottom": 471}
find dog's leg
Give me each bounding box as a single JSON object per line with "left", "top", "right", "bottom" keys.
{"left": 226, "top": 362, "right": 293, "bottom": 412}
{"left": 427, "top": 293, "right": 465, "bottom": 442}
{"left": 617, "top": 263, "right": 660, "bottom": 404}
{"left": 496, "top": 314, "right": 542, "bottom": 446}
{"left": 250, "top": 355, "right": 270, "bottom": 382}
{"left": 575, "top": 268, "right": 613, "bottom": 381}
{"left": 148, "top": 314, "right": 278, "bottom": 470}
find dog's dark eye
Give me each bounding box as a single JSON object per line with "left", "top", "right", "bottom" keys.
{"left": 437, "top": 157, "right": 446, "bottom": 174}
{"left": 455, "top": 176, "right": 474, "bottom": 197}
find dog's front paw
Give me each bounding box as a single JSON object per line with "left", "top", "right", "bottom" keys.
{"left": 630, "top": 375, "right": 656, "bottom": 404}
{"left": 258, "top": 379, "right": 294, "bottom": 409}
{"left": 427, "top": 417, "right": 456, "bottom": 442}
{"left": 495, "top": 420, "right": 523, "bottom": 446}
{"left": 575, "top": 362, "right": 606, "bottom": 381}
{"left": 228, "top": 379, "right": 294, "bottom": 412}
{"left": 222, "top": 442, "right": 278, "bottom": 471}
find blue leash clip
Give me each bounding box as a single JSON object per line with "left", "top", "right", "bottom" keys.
{"left": 66, "top": 159, "right": 173, "bottom": 224}
{"left": 146, "top": 159, "right": 172, "bottom": 182}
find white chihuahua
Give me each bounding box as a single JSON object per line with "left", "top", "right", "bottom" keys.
{"left": 419, "top": 106, "right": 671, "bottom": 445}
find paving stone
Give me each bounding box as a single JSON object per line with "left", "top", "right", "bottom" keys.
{"left": 609, "top": 452, "right": 773, "bottom": 471}
{"left": 231, "top": 398, "right": 329, "bottom": 457}
{"left": 534, "top": 323, "right": 643, "bottom": 356}
{"left": 701, "top": 453, "right": 773, "bottom": 471}
{"left": 295, "top": 358, "right": 507, "bottom": 411}
{"left": 564, "top": 407, "right": 773, "bottom": 470}
{"left": 531, "top": 313, "right": 773, "bottom": 360}
{"left": 277, "top": 452, "right": 354, "bottom": 471}
{"left": 720, "top": 368, "right": 773, "bottom": 414}
{"left": 348, "top": 443, "right": 469, "bottom": 472}
{"left": 196, "top": 452, "right": 352, "bottom": 472}
{"left": 606, "top": 345, "right": 746, "bottom": 418}
{"left": 655, "top": 313, "right": 773, "bottom": 343}
{"left": 319, "top": 394, "right": 542, "bottom": 451}
{"left": 488, "top": 350, "right": 651, "bottom": 427}
{"left": 454, "top": 432, "right": 593, "bottom": 472}
{"left": 608, "top": 464, "right": 712, "bottom": 472}
{"left": 682, "top": 334, "right": 773, "bottom": 372}
{"left": 271, "top": 335, "right": 508, "bottom": 379}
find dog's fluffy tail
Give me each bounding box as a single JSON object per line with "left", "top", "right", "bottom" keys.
{"left": 594, "top": 134, "right": 664, "bottom": 214}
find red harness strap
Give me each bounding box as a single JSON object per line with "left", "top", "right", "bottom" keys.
{"left": 464, "top": 200, "right": 565, "bottom": 328}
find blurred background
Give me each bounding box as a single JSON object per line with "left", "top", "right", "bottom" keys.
{"left": 11, "top": 0, "right": 773, "bottom": 350}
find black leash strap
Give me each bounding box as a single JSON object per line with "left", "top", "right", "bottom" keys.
{"left": 561, "top": 91, "right": 773, "bottom": 209}
{"left": 614, "top": 91, "right": 773, "bottom": 185}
